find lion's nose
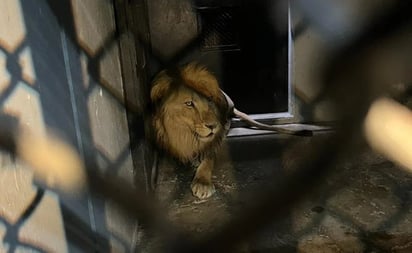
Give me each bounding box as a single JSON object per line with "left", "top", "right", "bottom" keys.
{"left": 205, "top": 123, "right": 217, "bottom": 130}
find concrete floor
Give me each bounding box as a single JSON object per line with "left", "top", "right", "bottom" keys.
{"left": 150, "top": 133, "right": 412, "bottom": 252}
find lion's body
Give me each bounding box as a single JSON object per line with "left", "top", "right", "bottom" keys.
{"left": 150, "top": 63, "right": 229, "bottom": 199}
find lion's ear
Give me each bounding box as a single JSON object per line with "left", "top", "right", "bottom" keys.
{"left": 150, "top": 71, "right": 171, "bottom": 103}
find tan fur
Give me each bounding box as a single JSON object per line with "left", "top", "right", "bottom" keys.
{"left": 151, "top": 63, "right": 229, "bottom": 199}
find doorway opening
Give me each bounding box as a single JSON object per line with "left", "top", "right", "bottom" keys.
{"left": 146, "top": 0, "right": 292, "bottom": 126}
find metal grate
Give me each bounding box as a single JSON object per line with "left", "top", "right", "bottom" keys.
{"left": 198, "top": 8, "right": 240, "bottom": 51}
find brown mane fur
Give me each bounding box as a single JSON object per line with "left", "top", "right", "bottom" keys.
{"left": 150, "top": 63, "right": 229, "bottom": 164}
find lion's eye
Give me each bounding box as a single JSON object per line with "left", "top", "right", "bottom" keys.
{"left": 185, "top": 101, "right": 194, "bottom": 107}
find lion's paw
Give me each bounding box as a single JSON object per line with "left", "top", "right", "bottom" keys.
{"left": 191, "top": 180, "right": 215, "bottom": 199}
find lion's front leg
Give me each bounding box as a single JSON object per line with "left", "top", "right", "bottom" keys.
{"left": 191, "top": 157, "right": 216, "bottom": 199}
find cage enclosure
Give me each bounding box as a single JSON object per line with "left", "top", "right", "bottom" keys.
{"left": 1, "top": 0, "right": 412, "bottom": 252}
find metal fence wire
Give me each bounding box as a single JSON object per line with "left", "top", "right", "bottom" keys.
{"left": 1, "top": 0, "right": 412, "bottom": 252}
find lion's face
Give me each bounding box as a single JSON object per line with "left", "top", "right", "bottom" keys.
{"left": 151, "top": 64, "right": 228, "bottom": 162}
{"left": 153, "top": 85, "right": 224, "bottom": 161}
{"left": 163, "top": 85, "right": 222, "bottom": 141}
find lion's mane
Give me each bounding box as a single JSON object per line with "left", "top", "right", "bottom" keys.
{"left": 150, "top": 63, "right": 229, "bottom": 163}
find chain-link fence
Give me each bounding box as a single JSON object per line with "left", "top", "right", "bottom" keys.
{"left": 1, "top": 0, "right": 412, "bottom": 252}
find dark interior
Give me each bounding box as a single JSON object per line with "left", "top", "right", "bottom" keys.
{"left": 147, "top": 0, "right": 290, "bottom": 116}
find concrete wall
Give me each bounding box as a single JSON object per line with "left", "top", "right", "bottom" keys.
{"left": 0, "top": 0, "right": 138, "bottom": 252}
{"left": 292, "top": 25, "right": 336, "bottom": 122}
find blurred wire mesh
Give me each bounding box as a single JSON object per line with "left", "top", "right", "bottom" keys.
{"left": 1, "top": 0, "right": 412, "bottom": 252}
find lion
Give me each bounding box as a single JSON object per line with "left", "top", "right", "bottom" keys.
{"left": 150, "top": 63, "right": 230, "bottom": 199}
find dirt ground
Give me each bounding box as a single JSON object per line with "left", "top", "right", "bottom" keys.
{"left": 147, "top": 133, "right": 412, "bottom": 252}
